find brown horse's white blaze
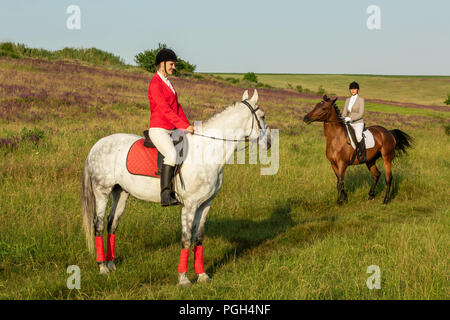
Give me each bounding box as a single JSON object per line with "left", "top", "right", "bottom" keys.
{"left": 303, "top": 95, "right": 412, "bottom": 204}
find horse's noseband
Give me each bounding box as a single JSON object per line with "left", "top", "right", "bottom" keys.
{"left": 241, "top": 100, "right": 265, "bottom": 142}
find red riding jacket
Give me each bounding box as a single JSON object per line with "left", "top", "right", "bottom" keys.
{"left": 148, "top": 73, "right": 190, "bottom": 130}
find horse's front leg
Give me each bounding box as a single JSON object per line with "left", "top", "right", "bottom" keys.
{"left": 366, "top": 159, "right": 381, "bottom": 200}
{"left": 192, "top": 200, "right": 212, "bottom": 283}
{"left": 331, "top": 162, "right": 348, "bottom": 205}
{"left": 178, "top": 203, "right": 196, "bottom": 287}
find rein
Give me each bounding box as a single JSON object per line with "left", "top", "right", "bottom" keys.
{"left": 320, "top": 104, "right": 364, "bottom": 164}
{"left": 323, "top": 104, "right": 345, "bottom": 124}
{"left": 176, "top": 100, "right": 263, "bottom": 191}
{"left": 322, "top": 104, "right": 362, "bottom": 124}
{"left": 192, "top": 100, "right": 263, "bottom": 142}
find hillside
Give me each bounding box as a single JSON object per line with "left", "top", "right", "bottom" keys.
{"left": 0, "top": 56, "right": 448, "bottom": 299}
{"left": 212, "top": 73, "right": 450, "bottom": 107}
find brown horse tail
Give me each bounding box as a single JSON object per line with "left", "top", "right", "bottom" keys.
{"left": 82, "top": 159, "right": 95, "bottom": 255}
{"left": 390, "top": 129, "right": 413, "bottom": 155}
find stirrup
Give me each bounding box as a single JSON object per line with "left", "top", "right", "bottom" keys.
{"left": 161, "top": 189, "right": 180, "bottom": 207}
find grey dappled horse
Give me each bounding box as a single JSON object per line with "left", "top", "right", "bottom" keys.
{"left": 82, "top": 90, "right": 271, "bottom": 286}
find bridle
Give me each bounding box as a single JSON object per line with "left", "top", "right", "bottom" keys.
{"left": 319, "top": 101, "right": 362, "bottom": 124}
{"left": 320, "top": 103, "right": 344, "bottom": 124}
{"left": 193, "top": 99, "right": 265, "bottom": 143}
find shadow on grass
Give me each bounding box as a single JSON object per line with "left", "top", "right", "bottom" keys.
{"left": 340, "top": 160, "right": 405, "bottom": 202}
{"left": 203, "top": 198, "right": 300, "bottom": 277}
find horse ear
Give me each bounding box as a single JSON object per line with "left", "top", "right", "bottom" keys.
{"left": 323, "top": 95, "right": 329, "bottom": 101}
{"left": 332, "top": 97, "right": 338, "bottom": 103}
{"left": 242, "top": 90, "right": 249, "bottom": 101}
{"left": 250, "top": 89, "right": 259, "bottom": 104}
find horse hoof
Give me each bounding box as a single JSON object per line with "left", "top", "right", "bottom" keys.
{"left": 178, "top": 273, "right": 192, "bottom": 287}
{"left": 197, "top": 273, "right": 211, "bottom": 283}
{"left": 107, "top": 261, "right": 116, "bottom": 272}
{"left": 368, "top": 195, "right": 375, "bottom": 201}
{"left": 383, "top": 199, "right": 390, "bottom": 205}
{"left": 99, "top": 263, "right": 109, "bottom": 274}
{"left": 178, "top": 279, "right": 192, "bottom": 287}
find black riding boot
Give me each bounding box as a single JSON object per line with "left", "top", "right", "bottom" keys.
{"left": 358, "top": 140, "right": 367, "bottom": 163}
{"left": 160, "top": 164, "right": 180, "bottom": 207}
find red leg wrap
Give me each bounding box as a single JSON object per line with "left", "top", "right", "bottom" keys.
{"left": 106, "top": 234, "right": 115, "bottom": 261}
{"left": 95, "top": 236, "right": 105, "bottom": 262}
{"left": 193, "top": 246, "right": 205, "bottom": 274}
{"left": 178, "top": 249, "right": 190, "bottom": 273}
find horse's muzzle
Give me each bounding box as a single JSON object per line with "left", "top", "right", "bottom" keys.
{"left": 303, "top": 115, "right": 313, "bottom": 124}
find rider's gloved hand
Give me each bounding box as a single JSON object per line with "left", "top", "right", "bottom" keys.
{"left": 344, "top": 117, "right": 351, "bottom": 123}
{"left": 185, "top": 125, "right": 194, "bottom": 134}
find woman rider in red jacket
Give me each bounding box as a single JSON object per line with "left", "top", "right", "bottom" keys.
{"left": 148, "top": 48, "right": 195, "bottom": 206}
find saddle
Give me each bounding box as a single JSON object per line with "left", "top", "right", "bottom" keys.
{"left": 126, "top": 130, "right": 187, "bottom": 178}
{"left": 345, "top": 123, "right": 367, "bottom": 164}
{"left": 143, "top": 129, "right": 186, "bottom": 175}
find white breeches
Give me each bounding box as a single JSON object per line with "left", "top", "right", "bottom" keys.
{"left": 350, "top": 122, "right": 364, "bottom": 142}
{"left": 148, "top": 128, "right": 177, "bottom": 166}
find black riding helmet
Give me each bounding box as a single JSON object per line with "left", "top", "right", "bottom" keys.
{"left": 155, "top": 48, "right": 177, "bottom": 75}
{"left": 349, "top": 81, "right": 360, "bottom": 90}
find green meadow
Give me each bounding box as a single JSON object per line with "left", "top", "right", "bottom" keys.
{"left": 0, "top": 57, "right": 448, "bottom": 299}
{"left": 212, "top": 73, "right": 450, "bottom": 107}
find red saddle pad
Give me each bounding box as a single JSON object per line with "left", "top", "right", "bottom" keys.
{"left": 126, "top": 139, "right": 160, "bottom": 178}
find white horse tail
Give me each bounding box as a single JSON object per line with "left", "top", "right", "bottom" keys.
{"left": 81, "top": 160, "right": 95, "bottom": 255}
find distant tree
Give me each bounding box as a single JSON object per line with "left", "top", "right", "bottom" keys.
{"left": 317, "top": 85, "right": 326, "bottom": 95}
{"left": 175, "top": 59, "right": 196, "bottom": 74}
{"left": 0, "top": 42, "right": 20, "bottom": 58}
{"left": 134, "top": 43, "right": 165, "bottom": 73}
{"left": 445, "top": 94, "right": 450, "bottom": 105}
{"left": 243, "top": 72, "right": 258, "bottom": 83}
{"left": 134, "top": 43, "right": 196, "bottom": 74}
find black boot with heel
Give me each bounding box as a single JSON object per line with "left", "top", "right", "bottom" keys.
{"left": 358, "top": 140, "right": 367, "bottom": 163}
{"left": 160, "top": 164, "right": 180, "bottom": 207}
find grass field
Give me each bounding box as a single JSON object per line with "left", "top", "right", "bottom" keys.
{"left": 0, "top": 57, "right": 449, "bottom": 299}
{"left": 211, "top": 73, "right": 450, "bottom": 107}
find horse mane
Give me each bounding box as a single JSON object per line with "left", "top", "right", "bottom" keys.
{"left": 323, "top": 95, "right": 342, "bottom": 119}
{"left": 333, "top": 102, "right": 342, "bottom": 119}
{"left": 203, "top": 101, "right": 241, "bottom": 128}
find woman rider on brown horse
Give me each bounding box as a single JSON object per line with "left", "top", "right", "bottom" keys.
{"left": 303, "top": 92, "right": 412, "bottom": 204}
{"left": 342, "top": 81, "right": 366, "bottom": 162}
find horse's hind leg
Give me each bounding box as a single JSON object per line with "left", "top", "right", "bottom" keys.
{"left": 106, "top": 185, "right": 130, "bottom": 271}
{"left": 381, "top": 152, "right": 394, "bottom": 204}
{"left": 366, "top": 159, "right": 381, "bottom": 200}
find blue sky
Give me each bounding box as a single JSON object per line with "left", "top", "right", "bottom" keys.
{"left": 1, "top": 0, "right": 449, "bottom": 75}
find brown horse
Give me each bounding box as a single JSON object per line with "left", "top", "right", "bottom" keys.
{"left": 303, "top": 95, "right": 413, "bottom": 204}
